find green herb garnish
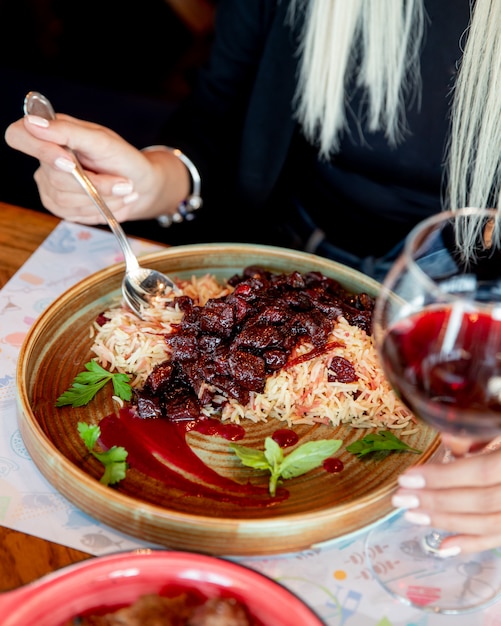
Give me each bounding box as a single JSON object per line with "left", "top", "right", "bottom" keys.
{"left": 230, "top": 437, "right": 343, "bottom": 496}
{"left": 77, "top": 422, "right": 128, "bottom": 485}
{"left": 55, "top": 360, "right": 132, "bottom": 407}
{"left": 346, "top": 430, "right": 422, "bottom": 458}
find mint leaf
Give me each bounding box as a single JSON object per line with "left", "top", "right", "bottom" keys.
{"left": 229, "top": 444, "right": 270, "bottom": 470}
{"left": 264, "top": 437, "right": 284, "bottom": 497}
{"left": 346, "top": 431, "right": 422, "bottom": 457}
{"left": 77, "top": 422, "right": 128, "bottom": 485}
{"left": 280, "top": 439, "right": 343, "bottom": 478}
{"left": 230, "top": 436, "right": 343, "bottom": 497}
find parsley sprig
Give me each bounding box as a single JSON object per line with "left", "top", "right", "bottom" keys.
{"left": 78, "top": 422, "right": 128, "bottom": 485}
{"left": 55, "top": 360, "right": 132, "bottom": 407}
{"left": 346, "top": 430, "right": 422, "bottom": 458}
{"left": 230, "top": 436, "right": 342, "bottom": 496}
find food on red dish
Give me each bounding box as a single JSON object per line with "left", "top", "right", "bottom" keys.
{"left": 67, "top": 593, "right": 258, "bottom": 625}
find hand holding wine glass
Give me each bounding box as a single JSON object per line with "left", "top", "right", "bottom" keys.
{"left": 395, "top": 438, "right": 501, "bottom": 554}
{"left": 367, "top": 207, "right": 501, "bottom": 613}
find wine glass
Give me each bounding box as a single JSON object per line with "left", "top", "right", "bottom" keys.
{"left": 366, "top": 207, "right": 501, "bottom": 613}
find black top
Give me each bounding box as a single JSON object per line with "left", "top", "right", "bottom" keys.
{"left": 159, "top": 0, "right": 472, "bottom": 262}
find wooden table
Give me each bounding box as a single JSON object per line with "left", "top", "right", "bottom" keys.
{"left": 0, "top": 202, "right": 92, "bottom": 590}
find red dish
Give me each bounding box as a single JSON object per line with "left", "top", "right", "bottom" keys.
{"left": 0, "top": 549, "right": 324, "bottom": 626}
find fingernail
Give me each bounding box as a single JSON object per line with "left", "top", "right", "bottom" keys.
{"left": 122, "top": 192, "right": 139, "bottom": 205}
{"left": 392, "top": 494, "right": 420, "bottom": 509}
{"left": 398, "top": 473, "right": 426, "bottom": 489}
{"left": 112, "top": 181, "right": 134, "bottom": 196}
{"left": 26, "top": 114, "right": 49, "bottom": 128}
{"left": 404, "top": 510, "right": 431, "bottom": 526}
{"left": 437, "top": 545, "right": 462, "bottom": 558}
{"left": 55, "top": 156, "right": 76, "bottom": 172}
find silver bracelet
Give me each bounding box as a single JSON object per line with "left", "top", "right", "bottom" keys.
{"left": 141, "top": 145, "right": 203, "bottom": 227}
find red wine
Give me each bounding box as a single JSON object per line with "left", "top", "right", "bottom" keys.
{"left": 382, "top": 305, "right": 501, "bottom": 438}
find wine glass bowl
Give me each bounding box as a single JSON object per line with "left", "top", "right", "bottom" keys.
{"left": 367, "top": 207, "right": 501, "bottom": 613}
{"left": 374, "top": 208, "right": 501, "bottom": 442}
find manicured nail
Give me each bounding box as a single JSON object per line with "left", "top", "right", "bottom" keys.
{"left": 392, "top": 494, "right": 420, "bottom": 509}
{"left": 54, "top": 157, "right": 76, "bottom": 172}
{"left": 122, "top": 192, "right": 139, "bottom": 204}
{"left": 111, "top": 181, "right": 134, "bottom": 196}
{"left": 404, "top": 510, "right": 431, "bottom": 526}
{"left": 26, "top": 114, "right": 49, "bottom": 128}
{"left": 398, "top": 473, "right": 426, "bottom": 489}
{"left": 437, "top": 545, "right": 462, "bottom": 558}
{"left": 112, "top": 181, "right": 134, "bottom": 196}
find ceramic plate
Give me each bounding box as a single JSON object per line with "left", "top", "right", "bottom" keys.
{"left": 0, "top": 549, "right": 324, "bottom": 626}
{"left": 16, "top": 243, "right": 440, "bottom": 555}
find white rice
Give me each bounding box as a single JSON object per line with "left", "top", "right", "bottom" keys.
{"left": 90, "top": 274, "right": 415, "bottom": 431}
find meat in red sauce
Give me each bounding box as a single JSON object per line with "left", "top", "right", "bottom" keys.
{"left": 135, "top": 266, "right": 374, "bottom": 421}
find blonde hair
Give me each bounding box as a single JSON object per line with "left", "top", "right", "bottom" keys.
{"left": 293, "top": 0, "right": 425, "bottom": 155}
{"left": 445, "top": 0, "right": 501, "bottom": 257}
{"left": 290, "top": 0, "right": 501, "bottom": 256}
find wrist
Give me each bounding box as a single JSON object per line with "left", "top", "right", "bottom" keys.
{"left": 141, "top": 145, "right": 203, "bottom": 227}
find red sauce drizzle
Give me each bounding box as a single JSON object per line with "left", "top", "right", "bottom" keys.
{"left": 271, "top": 428, "right": 299, "bottom": 448}
{"left": 98, "top": 409, "right": 287, "bottom": 506}
{"left": 323, "top": 457, "right": 344, "bottom": 473}
{"left": 191, "top": 418, "right": 246, "bottom": 441}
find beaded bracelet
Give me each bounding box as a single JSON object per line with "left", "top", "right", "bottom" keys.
{"left": 141, "top": 145, "right": 203, "bottom": 227}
